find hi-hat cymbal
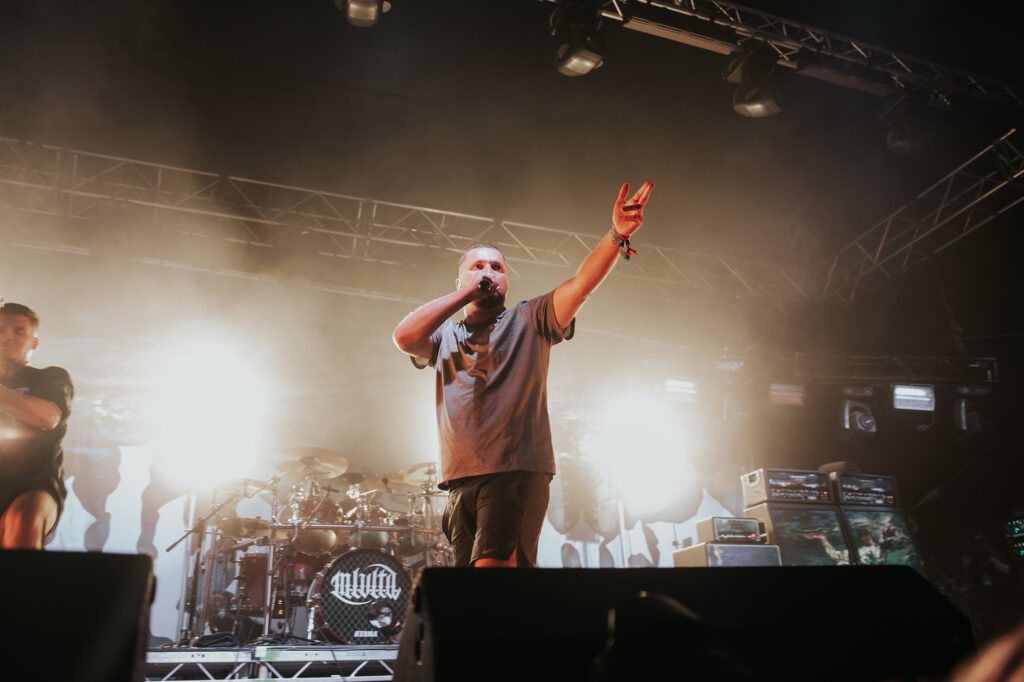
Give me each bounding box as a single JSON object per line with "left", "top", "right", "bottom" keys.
{"left": 377, "top": 477, "right": 417, "bottom": 495}
{"left": 218, "top": 517, "right": 270, "bottom": 540}
{"left": 277, "top": 446, "right": 348, "bottom": 480}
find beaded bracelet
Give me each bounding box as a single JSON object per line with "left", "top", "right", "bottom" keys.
{"left": 610, "top": 227, "right": 637, "bottom": 261}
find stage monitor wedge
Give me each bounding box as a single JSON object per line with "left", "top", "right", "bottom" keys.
{"left": 0, "top": 550, "right": 154, "bottom": 682}
{"left": 393, "top": 566, "right": 973, "bottom": 682}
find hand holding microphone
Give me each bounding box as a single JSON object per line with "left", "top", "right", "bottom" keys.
{"left": 464, "top": 266, "right": 503, "bottom": 308}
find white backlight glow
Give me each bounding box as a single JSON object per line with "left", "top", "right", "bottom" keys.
{"left": 595, "top": 390, "right": 694, "bottom": 516}
{"left": 150, "top": 342, "right": 270, "bottom": 488}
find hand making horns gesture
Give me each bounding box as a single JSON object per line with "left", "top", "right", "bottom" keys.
{"left": 612, "top": 181, "right": 655, "bottom": 238}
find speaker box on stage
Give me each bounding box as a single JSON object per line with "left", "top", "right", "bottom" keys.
{"left": 0, "top": 550, "right": 154, "bottom": 682}
{"left": 393, "top": 566, "right": 973, "bottom": 682}
{"left": 673, "top": 542, "right": 782, "bottom": 567}
{"left": 745, "top": 502, "right": 853, "bottom": 566}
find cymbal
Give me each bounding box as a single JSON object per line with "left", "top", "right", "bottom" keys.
{"left": 215, "top": 477, "right": 275, "bottom": 503}
{"left": 277, "top": 446, "right": 348, "bottom": 480}
{"left": 335, "top": 468, "right": 383, "bottom": 488}
{"left": 378, "top": 477, "right": 417, "bottom": 495}
{"left": 394, "top": 460, "right": 438, "bottom": 485}
{"left": 218, "top": 517, "right": 270, "bottom": 539}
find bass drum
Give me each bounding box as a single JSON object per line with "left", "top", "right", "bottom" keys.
{"left": 306, "top": 549, "right": 412, "bottom": 644}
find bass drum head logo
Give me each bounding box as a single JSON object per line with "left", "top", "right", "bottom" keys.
{"left": 309, "top": 548, "right": 412, "bottom": 644}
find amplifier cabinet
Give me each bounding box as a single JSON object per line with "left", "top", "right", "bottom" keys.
{"left": 742, "top": 468, "right": 834, "bottom": 507}
{"left": 673, "top": 542, "right": 782, "bottom": 567}
{"left": 831, "top": 472, "right": 900, "bottom": 507}
{"left": 696, "top": 516, "right": 761, "bottom": 544}
{"left": 840, "top": 505, "right": 923, "bottom": 571}
{"left": 745, "top": 502, "right": 853, "bottom": 566}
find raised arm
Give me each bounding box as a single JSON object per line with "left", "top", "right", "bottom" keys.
{"left": 552, "top": 181, "right": 654, "bottom": 328}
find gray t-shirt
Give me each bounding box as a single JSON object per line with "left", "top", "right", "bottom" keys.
{"left": 422, "top": 291, "right": 574, "bottom": 486}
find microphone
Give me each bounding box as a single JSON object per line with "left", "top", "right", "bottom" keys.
{"left": 478, "top": 278, "right": 493, "bottom": 293}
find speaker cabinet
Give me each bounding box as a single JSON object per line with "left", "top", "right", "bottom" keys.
{"left": 394, "top": 566, "right": 972, "bottom": 682}
{"left": 0, "top": 550, "right": 154, "bottom": 681}
{"left": 673, "top": 542, "right": 781, "bottom": 567}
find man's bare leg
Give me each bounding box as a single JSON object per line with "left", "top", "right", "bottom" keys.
{"left": 0, "top": 490, "right": 57, "bottom": 549}
{"left": 474, "top": 549, "right": 518, "bottom": 568}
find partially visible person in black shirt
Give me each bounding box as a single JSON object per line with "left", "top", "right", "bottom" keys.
{"left": 0, "top": 302, "right": 73, "bottom": 549}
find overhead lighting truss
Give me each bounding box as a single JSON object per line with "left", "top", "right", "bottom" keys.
{"left": 540, "top": 0, "right": 1023, "bottom": 110}
{"left": 0, "top": 129, "right": 1017, "bottom": 311}
{"left": 784, "top": 354, "right": 997, "bottom": 385}
{"left": 0, "top": 137, "right": 812, "bottom": 308}
{"left": 820, "top": 128, "right": 1024, "bottom": 303}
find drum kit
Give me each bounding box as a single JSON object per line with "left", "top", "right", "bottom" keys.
{"left": 179, "top": 447, "right": 450, "bottom": 645}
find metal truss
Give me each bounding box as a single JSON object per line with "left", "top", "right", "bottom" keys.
{"left": 820, "top": 128, "right": 1024, "bottom": 303}
{"left": 0, "top": 130, "right": 1018, "bottom": 310}
{"left": 558, "top": 0, "right": 1023, "bottom": 109}
{"left": 784, "top": 354, "right": 998, "bottom": 385}
{"left": 0, "top": 137, "right": 813, "bottom": 307}
{"left": 145, "top": 646, "right": 398, "bottom": 681}
{"left": 641, "top": 339, "right": 997, "bottom": 385}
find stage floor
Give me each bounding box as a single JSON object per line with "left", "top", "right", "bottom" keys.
{"left": 146, "top": 645, "right": 399, "bottom": 681}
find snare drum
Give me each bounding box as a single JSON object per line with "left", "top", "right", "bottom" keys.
{"left": 306, "top": 549, "right": 412, "bottom": 644}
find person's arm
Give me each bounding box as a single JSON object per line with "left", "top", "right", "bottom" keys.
{"left": 552, "top": 181, "right": 654, "bottom": 328}
{"left": 0, "top": 384, "right": 62, "bottom": 431}
{"left": 393, "top": 277, "right": 489, "bottom": 359}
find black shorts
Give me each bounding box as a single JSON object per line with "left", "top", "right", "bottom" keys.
{"left": 441, "top": 470, "right": 551, "bottom": 567}
{"left": 0, "top": 475, "right": 65, "bottom": 536}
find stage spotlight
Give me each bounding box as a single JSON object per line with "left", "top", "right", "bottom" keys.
{"left": 335, "top": 0, "right": 391, "bottom": 28}
{"left": 879, "top": 95, "right": 936, "bottom": 156}
{"left": 550, "top": 0, "right": 605, "bottom": 77}
{"left": 151, "top": 342, "right": 270, "bottom": 487}
{"left": 724, "top": 43, "right": 782, "bottom": 117}
{"left": 954, "top": 385, "right": 993, "bottom": 436}
{"left": 840, "top": 387, "right": 876, "bottom": 437}
{"left": 891, "top": 384, "right": 936, "bottom": 432}
{"left": 892, "top": 384, "right": 935, "bottom": 412}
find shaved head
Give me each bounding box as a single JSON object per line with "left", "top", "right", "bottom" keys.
{"left": 458, "top": 243, "right": 505, "bottom": 268}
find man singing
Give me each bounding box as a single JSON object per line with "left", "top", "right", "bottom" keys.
{"left": 393, "top": 182, "right": 654, "bottom": 567}
{"left": 0, "top": 302, "right": 74, "bottom": 549}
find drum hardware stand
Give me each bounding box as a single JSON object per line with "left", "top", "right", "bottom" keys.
{"left": 264, "top": 468, "right": 322, "bottom": 639}
{"left": 167, "top": 492, "right": 242, "bottom": 643}
{"left": 167, "top": 470, "right": 294, "bottom": 644}
{"left": 196, "top": 542, "right": 219, "bottom": 639}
